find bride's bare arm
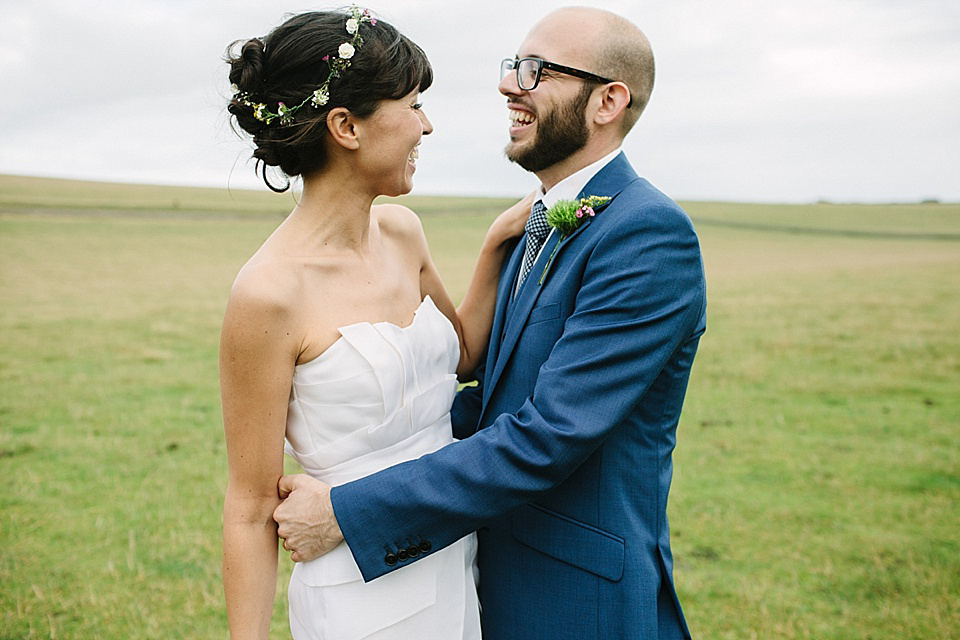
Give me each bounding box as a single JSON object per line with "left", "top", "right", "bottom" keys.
{"left": 219, "top": 266, "right": 300, "bottom": 639}
{"left": 420, "top": 192, "right": 536, "bottom": 378}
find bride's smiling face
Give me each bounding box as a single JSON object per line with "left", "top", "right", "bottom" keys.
{"left": 356, "top": 90, "right": 433, "bottom": 197}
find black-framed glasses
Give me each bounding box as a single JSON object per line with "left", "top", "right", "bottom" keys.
{"left": 501, "top": 57, "right": 614, "bottom": 91}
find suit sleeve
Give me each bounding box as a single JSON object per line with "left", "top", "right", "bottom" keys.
{"left": 331, "top": 203, "right": 706, "bottom": 582}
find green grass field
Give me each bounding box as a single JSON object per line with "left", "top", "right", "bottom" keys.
{"left": 1, "top": 175, "right": 958, "bottom": 638}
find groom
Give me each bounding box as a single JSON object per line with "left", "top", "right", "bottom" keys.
{"left": 275, "top": 7, "right": 705, "bottom": 639}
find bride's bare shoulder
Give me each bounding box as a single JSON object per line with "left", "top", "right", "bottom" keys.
{"left": 226, "top": 254, "right": 303, "bottom": 319}
{"left": 372, "top": 202, "right": 426, "bottom": 242}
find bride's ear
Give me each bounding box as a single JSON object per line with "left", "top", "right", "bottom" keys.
{"left": 326, "top": 107, "right": 360, "bottom": 150}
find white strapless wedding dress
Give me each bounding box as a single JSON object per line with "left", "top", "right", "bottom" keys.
{"left": 283, "top": 296, "right": 480, "bottom": 640}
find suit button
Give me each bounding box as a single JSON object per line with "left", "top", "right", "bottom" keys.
{"left": 397, "top": 548, "right": 409, "bottom": 562}
{"left": 407, "top": 544, "right": 420, "bottom": 558}
{"left": 419, "top": 540, "right": 432, "bottom": 553}
{"left": 384, "top": 553, "right": 398, "bottom": 566}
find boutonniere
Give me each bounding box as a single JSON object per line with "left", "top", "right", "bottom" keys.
{"left": 538, "top": 195, "right": 612, "bottom": 284}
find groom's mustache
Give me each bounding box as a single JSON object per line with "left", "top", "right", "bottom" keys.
{"left": 507, "top": 99, "right": 536, "bottom": 114}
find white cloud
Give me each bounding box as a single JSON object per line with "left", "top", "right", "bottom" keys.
{"left": 1, "top": 0, "right": 958, "bottom": 202}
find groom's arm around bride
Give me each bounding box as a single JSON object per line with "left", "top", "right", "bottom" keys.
{"left": 276, "top": 7, "right": 706, "bottom": 639}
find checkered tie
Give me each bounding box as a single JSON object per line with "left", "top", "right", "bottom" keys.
{"left": 516, "top": 200, "right": 550, "bottom": 291}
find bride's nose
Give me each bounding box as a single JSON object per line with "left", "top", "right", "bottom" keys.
{"left": 419, "top": 110, "right": 433, "bottom": 135}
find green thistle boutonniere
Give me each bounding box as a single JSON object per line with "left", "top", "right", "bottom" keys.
{"left": 538, "top": 195, "right": 612, "bottom": 284}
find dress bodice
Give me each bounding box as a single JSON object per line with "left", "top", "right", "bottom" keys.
{"left": 284, "top": 296, "right": 460, "bottom": 486}
{"left": 282, "top": 296, "right": 479, "bottom": 640}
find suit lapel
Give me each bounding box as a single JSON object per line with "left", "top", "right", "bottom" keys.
{"left": 482, "top": 237, "right": 525, "bottom": 404}
{"left": 483, "top": 153, "right": 640, "bottom": 411}
{"left": 484, "top": 230, "right": 560, "bottom": 401}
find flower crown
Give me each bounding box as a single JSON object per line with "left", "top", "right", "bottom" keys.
{"left": 233, "top": 6, "right": 376, "bottom": 127}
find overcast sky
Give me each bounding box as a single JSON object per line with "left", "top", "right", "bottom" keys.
{"left": 1, "top": 0, "right": 958, "bottom": 203}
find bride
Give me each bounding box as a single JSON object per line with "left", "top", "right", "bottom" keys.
{"left": 219, "top": 7, "right": 530, "bottom": 639}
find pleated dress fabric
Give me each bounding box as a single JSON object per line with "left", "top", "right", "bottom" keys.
{"left": 284, "top": 296, "right": 480, "bottom": 640}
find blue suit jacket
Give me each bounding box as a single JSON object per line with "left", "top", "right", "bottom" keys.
{"left": 332, "top": 153, "right": 706, "bottom": 639}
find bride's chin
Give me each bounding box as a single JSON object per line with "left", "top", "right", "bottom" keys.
{"left": 381, "top": 182, "right": 414, "bottom": 198}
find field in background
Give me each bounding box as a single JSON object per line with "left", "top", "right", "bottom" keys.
{"left": 1, "top": 175, "right": 958, "bottom": 638}
{"left": 0, "top": 174, "right": 519, "bottom": 219}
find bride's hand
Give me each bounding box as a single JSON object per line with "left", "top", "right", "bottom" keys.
{"left": 487, "top": 190, "right": 538, "bottom": 245}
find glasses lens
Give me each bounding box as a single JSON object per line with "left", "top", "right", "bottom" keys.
{"left": 517, "top": 59, "right": 540, "bottom": 90}
{"left": 500, "top": 59, "right": 514, "bottom": 81}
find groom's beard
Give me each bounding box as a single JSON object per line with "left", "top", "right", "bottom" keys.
{"left": 506, "top": 84, "right": 593, "bottom": 173}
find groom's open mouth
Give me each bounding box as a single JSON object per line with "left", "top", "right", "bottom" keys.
{"left": 408, "top": 146, "right": 420, "bottom": 166}
{"left": 509, "top": 108, "right": 536, "bottom": 132}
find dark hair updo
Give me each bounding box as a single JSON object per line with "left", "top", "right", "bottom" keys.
{"left": 226, "top": 9, "right": 433, "bottom": 192}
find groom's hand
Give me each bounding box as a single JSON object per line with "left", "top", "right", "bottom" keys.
{"left": 274, "top": 474, "right": 344, "bottom": 563}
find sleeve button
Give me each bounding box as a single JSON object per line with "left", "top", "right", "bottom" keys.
{"left": 384, "top": 553, "right": 398, "bottom": 566}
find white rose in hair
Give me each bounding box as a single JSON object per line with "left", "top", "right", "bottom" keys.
{"left": 339, "top": 43, "right": 355, "bottom": 59}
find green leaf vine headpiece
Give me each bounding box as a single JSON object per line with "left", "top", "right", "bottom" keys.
{"left": 233, "top": 6, "right": 376, "bottom": 127}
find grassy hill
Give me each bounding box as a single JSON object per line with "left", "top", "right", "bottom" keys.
{"left": 0, "top": 174, "right": 519, "bottom": 218}
{"left": 1, "top": 175, "right": 958, "bottom": 638}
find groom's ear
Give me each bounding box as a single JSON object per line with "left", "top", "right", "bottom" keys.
{"left": 592, "top": 82, "right": 631, "bottom": 127}
{"left": 326, "top": 108, "right": 360, "bottom": 150}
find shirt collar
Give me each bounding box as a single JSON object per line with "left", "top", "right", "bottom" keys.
{"left": 539, "top": 147, "right": 622, "bottom": 210}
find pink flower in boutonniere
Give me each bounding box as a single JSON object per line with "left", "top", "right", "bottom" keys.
{"left": 538, "top": 195, "right": 612, "bottom": 284}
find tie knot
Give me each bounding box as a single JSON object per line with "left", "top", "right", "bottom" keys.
{"left": 525, "top": 200, "right": 550, "bottom": 240}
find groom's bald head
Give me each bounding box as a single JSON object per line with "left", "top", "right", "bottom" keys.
{"left": 537, "top": 7, "right": 655, "bottom": 132}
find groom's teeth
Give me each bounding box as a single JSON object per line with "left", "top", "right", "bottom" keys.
{"left": 409, "top": 147, "right": 419, "bottom": 162}
{"left": 509, "top": 109, "right": 535, "bottom": 125}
